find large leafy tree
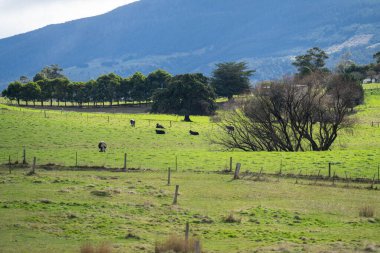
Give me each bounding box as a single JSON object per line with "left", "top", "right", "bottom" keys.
{"left": 53, "top": 78, "right": 70, "bottom": 106}
{"left": 146, "top": 69, "right": 172, "bottom": 99}
{"left": 95, "top": 73, "right": 121, "bottom": 106}
{"left": 211, "top": 62, "right": 255, "bottom": 100}
{"left": 20, "top": 82, "right": 41, "bottom": 106}
{"left": 293, "top": 47, "right": 329, "bottom": 76}
{"left": 130, "top": 72, "right": 147, "bottom": 104}
{"left": 3, "top": 81, "right": 23, "bottom": 105}
{"left": 152, "top": 73, "right": 216, "bottom": 121}
{"left": 33, "top": 64, "right": 65, "bottom": 81}
{"left": 119, "top": 77, "right": 132, "bottom": 103}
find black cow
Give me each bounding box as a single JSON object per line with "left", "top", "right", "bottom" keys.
{"left": 98, "top": 141, "right": 107, "bottom": 152}
{"left": 156, "top": 123, "right": 165, "bottom": 129}
{"left": 130, "top": 119, "right": 135, "bottom": 127}
{"left": 226, "top": 126, "right": 235, "bottom": 134}
{"left": 189, "top": 130, "right": 199, "bottom": 135}
{"left": 156, "top": 129, "right": 166, "bottom": 134}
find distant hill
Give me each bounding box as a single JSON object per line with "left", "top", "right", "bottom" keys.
{"left": 1, "top": 0, "right": 380, "bottom": 90}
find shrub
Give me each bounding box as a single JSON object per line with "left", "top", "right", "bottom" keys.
{"left": 155, "top": 234, "right": 201, "bottom": 253}
{"left": 359, "top": 206, "right": 375, "bottom": 218}
{"left": 222, "top": 213, "right": 241, "bottom": 223}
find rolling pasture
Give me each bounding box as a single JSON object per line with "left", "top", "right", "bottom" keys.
{"left": 1, "top": 89, "right": 380, "bottom": 178}
{"left": 0, "top": 86, "right": 379, "bottom": 252}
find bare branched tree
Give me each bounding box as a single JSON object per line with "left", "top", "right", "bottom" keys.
{"left": 213, "top": 73, "right": 363, "bottom": 151}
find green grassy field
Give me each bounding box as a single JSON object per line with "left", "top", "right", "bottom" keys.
{"left": 1, "top": 88, "right": 380, "bottom": 178}
{"left": 0, "top": 85, "right": 379, "bottom": 252}
{"left": 0, "top": 168, "right": 379, "bottom": 252}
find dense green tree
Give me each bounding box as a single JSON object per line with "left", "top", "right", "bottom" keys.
{"left": 119, "top": 77, "right": 132, "bottom": 103}
{"left": 36, "top": 79, "right": 49, "bottom": 106}
{"left": 130, "top": 72, "right": 147, "bottom": 104}
{"left": 211, "top": 62, "right": 254, "bottom": 100}
{"left": 69, "top": 82, "right": 86, "bottom": 106}
{"left": 146, "top": 69, "right": 172, "bottom": 99}
{"left": 293, "top": 47, "right": 329, "bottom": 76}
{"left": 95, "top": 73, "right": 121, "bottom": 106}
{"left": 152, "top": 73, "right": 216, "bottom": 121}
{"left": 54, "top": 78, "right": 70, "bottom": 106}
{"left": 3, "top": 81, "right": 23, "bottom": 104}
{"left": 20, "top": 82, "right": 41, "bottom": 106}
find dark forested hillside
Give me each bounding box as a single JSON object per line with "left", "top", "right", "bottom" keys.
{"left": 0, "top": 0, "right": 379, "bottom": 89}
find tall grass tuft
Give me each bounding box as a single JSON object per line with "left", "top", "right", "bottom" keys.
{"left": 359, "top": 206, "right": 375, "bottom": 218}
{"left": 222, "top": 213, "right": 241, "bottom": 223}
{"left": 155, "top": 234, "right": 201, "bottom": 253}
{"left": 80, "top": 243, "right": 112, "bottom": 253}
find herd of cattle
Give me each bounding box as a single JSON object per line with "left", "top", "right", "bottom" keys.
{"left": 129, "top": 119, "right": 201, "bottom": 135}
{"left": 98, "top": 119, "right": 235, "bottom": 152}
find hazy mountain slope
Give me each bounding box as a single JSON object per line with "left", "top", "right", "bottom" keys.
{"left": 0, "top": 0, "right": 379, "bottom": 89}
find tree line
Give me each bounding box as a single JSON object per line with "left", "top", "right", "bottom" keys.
{"left": 1, "top": 66, "right": 173, "bottom": 107}
{"left": 1, "top": 63, "right": 252, "bottom": 121}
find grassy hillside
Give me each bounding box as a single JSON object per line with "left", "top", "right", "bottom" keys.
{"left": 1, "top": 88, "right": 380, "bottom": 178}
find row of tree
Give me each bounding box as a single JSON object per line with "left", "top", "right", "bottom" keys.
{"left": 1, "top": 62, "right": 252, "bottom": 108}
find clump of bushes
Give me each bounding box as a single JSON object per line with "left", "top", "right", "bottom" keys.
{"left": 222, "top": 213, "right": 241, "bottom": 223}
{"left": 359, "top": 206, "right": 375, "bottom": 218}
{"left": 155, "top": 234, "right": 201, "bottom": 253}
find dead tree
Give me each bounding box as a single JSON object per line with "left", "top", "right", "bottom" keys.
{"left": 213, "top": 73, "right": 362, "bottom": 151}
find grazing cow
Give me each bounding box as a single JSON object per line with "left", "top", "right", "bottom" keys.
{"left": 156, "top": 123, "right": 165, "bottom": 129}
{"left": 98, "top": 141, "right": 107, "bottom": 152}
{"left": 130, "top": 119, "right": 135, "bottom": 127}
{"left": 226, "top": 125, "right": 235, "bottom": 134}
{"left": 189, "top": 130, "right": 199, "bottom": 136}
{"left": 156, "top": 129, "right": 166, "bottom": 134}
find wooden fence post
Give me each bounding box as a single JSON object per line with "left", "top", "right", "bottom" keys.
{"left": 233, "top": 163, "right": 241, "bottom": 180}
{"left": 328, "top": 162, "right": 331, "bottom": 178}
{"left": 167, "top": 167, "right": 171, "bottom": 186}
{"left": 75, "top": 151, "right": 78, "bottom": 167}
{"left": 378, "top": 165, "right": 379, "bottom": 183}
{"left": 22, "top": 147, "right": 26, "bottom": 164}
{"left": 175, "top": 155, "right": 178, "bottom": 171}
{"left": 123, "top": 153, "right": 127, "bottom": 171}
{"left": 229, "top": 157, "right": 233, "bottom": 172}
{"left": 173, "top": 185, "right": 179, "bottom": 205}
{"left": 194, "top": 240, "right": 201, "bottom": 253}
